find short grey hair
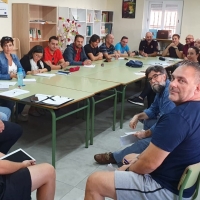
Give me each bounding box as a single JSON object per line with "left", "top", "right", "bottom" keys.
{"left": 178, "top": 60, "right": 200, "bottom": 83}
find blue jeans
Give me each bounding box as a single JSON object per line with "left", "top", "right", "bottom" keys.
{"left": 0, "top": 106, "right": 11, "bottom": 121}
{"left": 113, "top": 118, "right": 157, "bottom": 163}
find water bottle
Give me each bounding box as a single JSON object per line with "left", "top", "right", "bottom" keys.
{"left": 17, "top": 68, "right": 24, "bottom": 87}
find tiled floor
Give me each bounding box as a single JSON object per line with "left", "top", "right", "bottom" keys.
{"left": 9, "top": 83, "right": 143, "bottom": 200}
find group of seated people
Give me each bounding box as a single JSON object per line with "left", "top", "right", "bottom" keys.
{"left": 0, "top": 32, "right": 199, "bottom": 199}
{"left": 127, "top": 32, "right": 200, "bottom": 107}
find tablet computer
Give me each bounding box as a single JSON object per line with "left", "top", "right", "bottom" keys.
{"left": 0, "top": 148, "right": 35, "bottom": 162}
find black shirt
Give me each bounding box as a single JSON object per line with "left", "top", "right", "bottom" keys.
{"left": 139, "top": 40, "right": 158, "bottom": 54}
{"left": 84, "top": 44, "right": 100, "bottom": 59}
{"left": 167, "top": 43, "right": 184, "bottom": 58}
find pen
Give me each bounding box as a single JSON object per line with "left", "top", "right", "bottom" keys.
{"left": 124, "top": 158, "right": 129, "bottom": 165}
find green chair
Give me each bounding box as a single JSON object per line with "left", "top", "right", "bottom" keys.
{"left": 178, "top": 162, "right": 200, "bottom": 200}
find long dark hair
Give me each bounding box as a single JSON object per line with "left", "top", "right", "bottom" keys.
{"left": 27, "top": 45, "right": 44, "bottom": 59}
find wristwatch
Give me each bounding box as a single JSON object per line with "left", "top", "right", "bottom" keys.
{"left": 60, "top": 65, "right": 63, "bottom": 69}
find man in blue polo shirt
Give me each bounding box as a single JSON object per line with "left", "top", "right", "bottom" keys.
{"left": 85, "top": 61, "right": 200, "bottom": 200}
{"left": 99, "top": 34, "right": 120, "bottom": 60}
{"left": 115, "top": 36, "right": 135, "bottom": 57}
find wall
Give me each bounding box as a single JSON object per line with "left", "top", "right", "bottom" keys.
{"left": 107, "top": 0, "right": 145, "bottom": 51}
{"left": 180, "top": 0, "right": 200, "bottom": 43}
{"left": 0, "top": 0, "right": 108, "bottom": 37}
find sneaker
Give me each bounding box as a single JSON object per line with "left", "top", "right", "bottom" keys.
{"left": 17, "top": 114, "right": 28, "bottom": 122}
{"left": 127, "top": 96, "right": 144, "bottom": 106}
{"left": 94, "top": 152, "right": 116, "bottom": 164}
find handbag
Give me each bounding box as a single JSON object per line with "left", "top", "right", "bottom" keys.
{"left": 126, "top": 60, "right": 143, "bottom": 68}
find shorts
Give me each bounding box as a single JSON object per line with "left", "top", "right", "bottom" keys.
{"left": 114, "top": 171, "right": 191, "bottom": 200}
{"left": 2, "top": 168, "right": 31, "bottom": 200}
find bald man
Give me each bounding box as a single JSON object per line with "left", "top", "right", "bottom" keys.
{"left": 99, "top": 34, "right": 120, "bottom": 60}
{"left": 183, "top": 34, "right": 194, "bottom": 58}
{"left": 139, "top": 32, "right": 158, "bottom": 57}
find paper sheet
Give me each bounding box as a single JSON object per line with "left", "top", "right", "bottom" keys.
{"left": 0, "top": 81, "right": 16, "bottom": 86}
{"left": 118, "top": 57, "right": 125, "bottom": 60}
{"left": 107, "top": 163, "right": 117, "bottom": 171}
{"left": 0, "top": 88, "right": 29, "bottom": 97}
{"left": 135, "top": 72, "right": 145, "bottom": 76}
{"left": 120, "top": 132, "right": 139, "bottom": 146}
{"left": 34, "top": 73, "right": 55, "bottom": 77}
{"left": 83, "top": 65, "right": 95, "bottom": 68}
{"left": 23, "top": 79, "right": 36, "bottom": 82}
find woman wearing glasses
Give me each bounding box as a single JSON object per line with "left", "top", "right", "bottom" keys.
{"left": 20, "top": 45, "right": 51, "bottom": 75}
{"left": 0, "top": 36, "right": 27, "bottom": 121}
{"left": 20, "top": 45, "right": 51, "bottom": 116}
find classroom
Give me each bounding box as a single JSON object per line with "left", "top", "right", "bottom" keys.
{"left": 0, "top": 0, "right": 200, "bottom": 199}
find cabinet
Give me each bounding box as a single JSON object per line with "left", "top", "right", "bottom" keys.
{"left": 12, "top": 3, "right": 57, "bottom": 57}
{"left": 157, "top": 39, "right": 172, "bottom": 55}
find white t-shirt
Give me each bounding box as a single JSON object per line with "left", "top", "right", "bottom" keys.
{"left": 8, "top": 61, "right": 17, "bottom": 74}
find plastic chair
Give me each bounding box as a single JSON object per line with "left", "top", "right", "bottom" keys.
{"left": 178, "top": 163, "right": 200, "bottom": 200}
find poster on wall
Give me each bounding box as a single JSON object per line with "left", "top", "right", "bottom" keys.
{"left": 122, "top": 0, "right": 136, "bottom": 19}
{"left": 0, "top": 0, "right": 8, "bottom": 18}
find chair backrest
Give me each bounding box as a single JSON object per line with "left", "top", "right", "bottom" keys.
{"left": 178, "top": 162, "right": 200, "bottom": 200}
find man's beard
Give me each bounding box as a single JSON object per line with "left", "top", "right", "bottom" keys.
{"left": 151, "top": 83, "right": 166, "bottom": 93}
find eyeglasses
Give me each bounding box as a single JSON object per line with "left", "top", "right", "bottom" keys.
{"left": 148, "top": 73, "right": 163, "bottom": 82}
{"left": 185, "top": 38, "right": 193, "bottom": 40}
{"left": 2, "top": 36, "right": 12, "bottom": 40}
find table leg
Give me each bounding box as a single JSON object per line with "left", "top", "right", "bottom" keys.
{"left": 86, "top": 98, "right": 90, "bottom": 147}
{"left": 120, "top": 85, "right": 127, "bottom": 129}
{"left": 49, "top": 109, "right": 56, "bottom": 168}
{"left": 113, "top": 88, "right": 117, "bottom": 131}
{"left": 90, "top": 97, "right": 95, "bottom": 145}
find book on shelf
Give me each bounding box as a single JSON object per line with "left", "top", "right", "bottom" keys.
{"left": 102, "top": 12, "right": 108, "bottom": 22}
{"left": 105, "top": 23, "right": 112, "bottom": 34}
{"left": 87, "top": 26, "right": 91, "bottom": 36}
{"left": 29, "top": 28, "right": 42, "bottom": 41}
{"left": 101, "top": 25, "right": 105, "bottom": 35}
{"left": 0, "top": 148, "right": 35, "bottom": 162}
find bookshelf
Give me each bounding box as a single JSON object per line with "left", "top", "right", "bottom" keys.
{"left": 58, "top": 7, "right": 114, "bottom": 46}
{"left": 12, "top": 3, "right": 57, "bottom": 57}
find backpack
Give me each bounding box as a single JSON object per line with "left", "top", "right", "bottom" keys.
{"left": 126, "top": 60, "right": 143, "bottom": 68}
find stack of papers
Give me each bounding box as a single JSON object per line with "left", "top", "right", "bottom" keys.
{"left": 33, "top": 94, "right": 74, "bottom": 106}
{"left": 120, "top": 132, "right": 139, "bottom": 146}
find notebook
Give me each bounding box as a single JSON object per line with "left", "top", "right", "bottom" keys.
{"left": 0, "top": 148, "right": 35, "bottom": 162}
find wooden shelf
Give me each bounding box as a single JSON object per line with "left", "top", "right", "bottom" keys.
{"left": 12, "top": 3, "right": 57, "bottom": 56}
{"left": 30, "top": 39, "right": 48, "bottom": 42}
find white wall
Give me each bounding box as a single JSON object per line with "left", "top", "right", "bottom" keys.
{"left": 0, "top": 0, "right": 108, "bottom": 37}
{"left": 180, "top": 0, "right": 200, "bottom": 43}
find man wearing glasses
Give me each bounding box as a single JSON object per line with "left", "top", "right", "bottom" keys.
{"left": 183, "top": 34, "right": 194, "bottom": 59}
{"left": 94, "top": 65, "right": 175, "bottom": 165}
{"left": 43, "top": 36, "right": 69, "bottom": 70}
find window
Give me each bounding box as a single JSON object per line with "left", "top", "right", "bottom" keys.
{"left": 146, "top": 1, "right": 183, "bottom": 35}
